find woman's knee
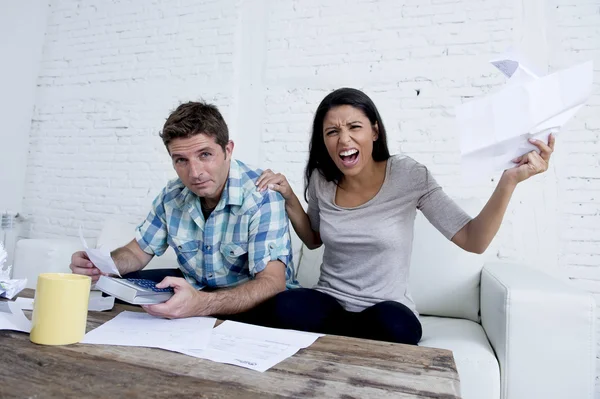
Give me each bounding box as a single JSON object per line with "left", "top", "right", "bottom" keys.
{"left": 359, "top": 301, "right": 422, "bottom": 345}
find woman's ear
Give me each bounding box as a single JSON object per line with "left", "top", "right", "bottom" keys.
{"left": 373, "top": 122, "right": 379, "bottom": 141}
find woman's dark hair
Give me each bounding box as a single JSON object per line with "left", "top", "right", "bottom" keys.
{"left": 304, "top": 87, "right": 391, "bottom": 201}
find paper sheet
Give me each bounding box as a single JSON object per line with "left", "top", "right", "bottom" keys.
{"left": 81, "top": 311, "right": 216, "bottom": 350}
{"left": 79, "top": 226, "right": 121, "bottom": 277}
{"left": 457, "top": 57, "right": 593, "bottom": 180}
{"left": 171, "top": 321, "right": 324, "bottom": 372}
{"left": 88, "top": 291, "right": 115, "bottom": 311}
{"left": 14, "top": 297, "right": 33, "bottom": 310}
{"left": 0, "top": 244, "right": 27, "bottom": 300}
{"left": 15, "top": 292, "right": 114, "bottom": 312}
{"left": 0, "top": 301, "right": 31, "bottom": 333}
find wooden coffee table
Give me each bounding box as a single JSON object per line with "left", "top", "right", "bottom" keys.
{"left": 1, "top": 289, "right": 461, "bottom": 398}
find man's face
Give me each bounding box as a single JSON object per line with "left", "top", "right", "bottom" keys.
{"left": 168, "top": 134, "right": 234, "bottom": 206}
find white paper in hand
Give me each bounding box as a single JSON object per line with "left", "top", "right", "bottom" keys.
{"left": 457, "top": 56, "right": 593, "bottom": 181}
{"left": 79, "top": 226, "right": 121, "bottom": 277}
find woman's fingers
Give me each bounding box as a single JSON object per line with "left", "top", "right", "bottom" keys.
{"left": 528, "top": 135, "right": 554, "bottom": 163}
{"left": 255, "top": 169, "right": 273, "bottom": 188}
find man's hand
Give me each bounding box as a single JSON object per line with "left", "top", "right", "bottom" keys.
{"left": 142, "top": 277, "right": 211, "bottom": 319}
{"left": 69, "top": 251, "right": 105, "bottom": 283}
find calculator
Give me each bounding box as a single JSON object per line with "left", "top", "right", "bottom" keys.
{"left": 120, "top": 278, "right": 175, "bottom": 293}
{"left": 95, "top": 276, "right": 174, "bottom": 305}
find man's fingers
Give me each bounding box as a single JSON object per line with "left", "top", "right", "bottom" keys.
{"left": 71, "top": 251, "right": 94, "bottom": 269}
{"left": 143, "top": 300, "right": 178, "bottom": 318}
{"left": 70, "top": 264, "right": 101, "bottom": 277}
{"left": 155, "top": 276, "right": 185, "bottom": 289}
{"left": 142, "top": 304, "right": 169, "bottom": 318}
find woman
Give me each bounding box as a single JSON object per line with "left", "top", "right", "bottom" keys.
{"left": 256, "top": 88, "right": 554, "bottom": 345}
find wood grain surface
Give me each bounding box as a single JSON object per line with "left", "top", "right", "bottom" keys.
{"left": 1, "top": 289, "right": 461, "bottom": 398}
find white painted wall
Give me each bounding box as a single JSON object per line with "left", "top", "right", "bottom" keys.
{"left": 0, "top": 0, "right": 48, "bottom": 212}
{"left": 0, "top": 0, "right": 49, "bottom": 265}
{"left": 17, "top": 0, "right": 600, "bottom": 391}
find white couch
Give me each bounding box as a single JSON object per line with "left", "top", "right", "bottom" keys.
{"left": 12, "top": 201, "right": 596, "bottom": 399}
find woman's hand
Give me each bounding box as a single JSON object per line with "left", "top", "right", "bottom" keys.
{"left": 504, "top": 134, "right": 555, "bottom": 185}
{"left": 256, "top": 169, "right": 295, "bottom": 202}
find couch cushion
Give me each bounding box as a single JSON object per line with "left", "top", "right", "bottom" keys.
{"left": 420, "top": 316, "right": 500, "bottom": 399}
{"left": 97, "top": 219, "right": 178, "bottom": 270}
{"left": 409, "top": 198, "right": 484, "bottom": 322}
{"left": 13, "top": 238, "right": 85, "bottom": 289}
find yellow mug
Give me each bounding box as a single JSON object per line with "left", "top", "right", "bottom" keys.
{"left": 30, "top": 273, "right": 91, "bottom": 345}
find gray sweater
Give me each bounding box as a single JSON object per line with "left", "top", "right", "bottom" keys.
{"left": 307, "top": 155, "right": 472, "bottom": 315}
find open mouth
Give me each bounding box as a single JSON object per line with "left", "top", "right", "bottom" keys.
{"left": 339, "top": 148, "right": 360, "bottom": 167}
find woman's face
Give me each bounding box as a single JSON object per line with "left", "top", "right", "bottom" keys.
{"left": 322, "top": 105, "right": 378, "bottom": 178}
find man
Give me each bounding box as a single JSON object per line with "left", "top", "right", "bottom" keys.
{"left": 70, "top": 101, "right": 297, "bottom": 321}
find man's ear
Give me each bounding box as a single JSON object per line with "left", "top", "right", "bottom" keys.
{"left": 373, "top": 122, "right": 379, "bottom": 141}
{"left": 225, "top": 140, "right": 234, "bottom": 160}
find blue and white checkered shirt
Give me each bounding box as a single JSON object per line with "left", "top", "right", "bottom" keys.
{"left": 135, "top": 159, "right": 298, "bottom": 289}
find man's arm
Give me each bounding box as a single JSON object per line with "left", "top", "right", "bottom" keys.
{"left": 203, "top": 260, "right": 286, "bottom": 315}
{"left": 69, "top": 239, "right": 153, "bottom": 282}
{"left": 111, "top": 239, "right": 154, "bottom": 275}
{"left": 143, "top": 260, "right": 285, "bottom": 318}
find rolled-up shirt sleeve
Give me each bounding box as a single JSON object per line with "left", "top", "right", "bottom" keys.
{"left": 247, "top": 190, "right": 293, "bottom": 276}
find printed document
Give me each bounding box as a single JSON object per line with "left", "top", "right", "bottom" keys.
{"left": 171, "top": 321, "right": 324, "bottom": 372}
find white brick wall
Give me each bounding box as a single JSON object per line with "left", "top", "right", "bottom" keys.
{"left": 548, "top": 0, "right": 600, "bottom": 391}
{"left": 22, "top": 0, "right": 600, "bottom": 392}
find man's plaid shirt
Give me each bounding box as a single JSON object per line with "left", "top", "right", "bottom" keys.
{"left": 135, "top": 160, "right": 298, "bottom": 289}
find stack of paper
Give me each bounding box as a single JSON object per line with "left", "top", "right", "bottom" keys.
{"left": 456, "top": 56, "right": 594, "bottom": 180}
{"left": 15, "top": 291, "right": 115, "bottom": 312}
{"left": 81, "top": 312, "right": 323, "bottom": 372}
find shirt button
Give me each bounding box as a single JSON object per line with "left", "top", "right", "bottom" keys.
{"left": 206, "top": 245, "right": 211, "bottom": 251}
{"left": 208, "top": 273, "right": 213, "bottom": 278}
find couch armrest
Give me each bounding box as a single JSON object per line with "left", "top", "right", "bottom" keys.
{"left": 13, "top": 238, "right": 90, "bottom": 289}
{"left": 481, "top": 262, "right": 595, "bottom": 399}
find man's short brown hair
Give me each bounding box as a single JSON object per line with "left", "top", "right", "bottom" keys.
{"left": 160, "top": 101, "right": 229, "bottom": 151}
